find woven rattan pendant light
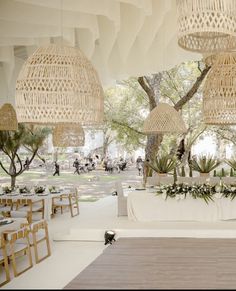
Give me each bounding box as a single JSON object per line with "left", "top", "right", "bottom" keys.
{"left": 0, "top": 103, "right": 18, "bottom": 131}
{"left": 53, "top": 123, "right": 85, "bottom": 147}
{"left": 177, "top": 0, "right": 236, "bottom": 53}
{"left": 15, "top": 44, "right": 104, "bottom": 125}
{"left": 143, "top": 103, "right": 187, "bottom": 134}
{"left": 203, "top": 52, "right": 236, "bottom": 125}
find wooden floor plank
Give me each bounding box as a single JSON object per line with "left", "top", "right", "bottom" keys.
{"left": 64, "top": 238, "right": 236, "bottom": 289}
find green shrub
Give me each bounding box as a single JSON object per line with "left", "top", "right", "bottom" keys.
{"left": 221, "top": 168, "right": 225, "bottom": 177}
{"left": 213, "top": 170, "right": 217, "bottom": 177}
{"left": 215, "top": 169, "right": 230, "bottom": 177}
{"left": 230, "top": 168, "right": 234, "bottom": 177}
{"left": 173, "top": 167, "right": 177, "bottom": 184}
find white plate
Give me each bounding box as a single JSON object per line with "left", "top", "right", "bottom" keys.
{"left": 0, "top": 218, "right": 13, "bottom": 225}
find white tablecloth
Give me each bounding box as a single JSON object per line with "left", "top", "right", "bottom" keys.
{"left": 127, "top": 190, "right": 236, "bottom": 222}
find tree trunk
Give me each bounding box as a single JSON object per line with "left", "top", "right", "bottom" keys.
{"left": 145, "top": 135, "right": 163, "bottom": 161}
{"left": 11, "top": 175, "right": 16, "bottom": 189}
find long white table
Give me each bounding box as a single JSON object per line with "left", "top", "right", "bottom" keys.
{"left": 127, "top": 190, "right": 236, "bottom": 222}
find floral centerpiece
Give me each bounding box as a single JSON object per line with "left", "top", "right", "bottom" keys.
{"left": 2, "top": 186, "right": 12, "bottom": 194}
{"left": 34, "top": 186, "right": 45, "bottom": 194}
{"left": 19, "top": 186, "right": 30, "bottom": 193}
{"left": 156, "top": 182, "right": 236, "bottom": 204}
{"left": 49, "top": 186, "right": 58, "bottom": 193}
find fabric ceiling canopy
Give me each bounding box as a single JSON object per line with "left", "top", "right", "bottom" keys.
{"left": 0, "top": 0, "right": 200, "bottom": 104}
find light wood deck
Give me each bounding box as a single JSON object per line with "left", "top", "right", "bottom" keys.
{"left": 64, "top": 237, "right": 236, "bottom": 289}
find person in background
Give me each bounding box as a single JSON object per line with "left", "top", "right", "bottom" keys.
{"left": 136, "top": 156, "right": 143, "bottom": 176}
{"left": 53, "top": 161, "right": 60, "bottom": 176}
{"left": 23, "top": 157, "right": 30, "bottom": 170}
{"left": 73, "top": 158, "right": 80, "bottom": 175}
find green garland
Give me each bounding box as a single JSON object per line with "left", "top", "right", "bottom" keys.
{"left": 156, "top": 183, "right": 236, "bottom": 204}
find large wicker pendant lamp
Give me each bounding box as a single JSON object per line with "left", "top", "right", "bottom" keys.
{"left": 203, "top": 52, "right": 236, "bottom": 125}
{"left": 52, "top": 123, "right": 85, "bottom": 147}
{"left": 15, "top": 44, "right": 104, "bottom": 125}
{"left": 143, "top": 103, "right": 187, "bottom": 134}
{"left": 177, "top": 0, "right": 236, "bottom": 53}
{"left": 0, "top": 103, "right": 18, "bottom": 131}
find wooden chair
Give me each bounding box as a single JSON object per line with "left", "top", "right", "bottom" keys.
{"left": 9, "top": 210, "right": 31, "bottom": 223}
{"left": 0, "top": 234, "right": 10, "bottom": 287}
{"left": 30, "top": 219, "right": 51, "bottom": 264}
{"left": 15, "top": 198, "right": 45, "bottom": 223}
{"left": 6, "top": 227, "right": 33, "bottom": 277}
{"left": 52, "top": 192, "right": 79, "bottom": 218}
{"left": 0, "top": 198, "right": 13, "bottom": 214}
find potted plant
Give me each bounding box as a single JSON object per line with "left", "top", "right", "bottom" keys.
{"left": 192, "top": 155, "right": 221, "bottom": 177}
{"left": 148, "top": 155, "right": 178, "bottom": 177}
{"left": 225, "top": 158, "right": 236, "bottom": 171}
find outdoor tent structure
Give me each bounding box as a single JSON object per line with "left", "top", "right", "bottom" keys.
{"left": 0, "top": 0, "right": 200, "bottom": 104}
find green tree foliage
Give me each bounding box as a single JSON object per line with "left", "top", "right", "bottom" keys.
{"left": 104, "top": 79, "right": 147, "bottom": 153}
{"left": 104, "top": 61, "right": 210, "bottom": 160}
{"left": 0, "top": 124, "right": 50, "bottom": 188}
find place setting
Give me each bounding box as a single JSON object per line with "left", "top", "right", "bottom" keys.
{"left": 0, "top": 217, "right": 14, "bottom": 226}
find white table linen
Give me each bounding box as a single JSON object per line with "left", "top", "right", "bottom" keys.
{"left": 127, "top": 190, "right": 236, "bottom": 222}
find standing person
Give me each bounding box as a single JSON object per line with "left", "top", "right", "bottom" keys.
{"left": 73, "top": 158, "right": 80, "bottom": 175}
{"left": 23, "top": 157, "right": 30, "bottom": 170}
{"left": 136, "top": 156, "right": 143, "bottom": 176}
{"left": 53, "top": 161, "right": 60, "bottom": 176}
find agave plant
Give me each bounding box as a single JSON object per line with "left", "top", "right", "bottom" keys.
{"left": 148, "top": 155, "right": 178, "bottom": 174}
{"left": 192, "top": 155, "right": 221, "bottom": 173}
{"left": 225, "top": 158, "right": 236, "bottom": 170}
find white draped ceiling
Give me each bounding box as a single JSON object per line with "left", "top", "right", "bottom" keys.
{"left": 0, "top": 0, "right": 201, "bottom": 104}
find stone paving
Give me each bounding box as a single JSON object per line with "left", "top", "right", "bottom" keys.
{"left": 0, "top": 165, "right": 143, "bottom": 201}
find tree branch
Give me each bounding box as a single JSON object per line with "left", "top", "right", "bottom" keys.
{"left": 23, "top": 145, "right": 45, "bottom": 163}
{"left": 0, "top": 160, "right": 10, "bottom": 176}
{"left": 138, "top": 76, "right": 157, "bottom": 110}
{"left": 112, "top": 119, "right": 145, "bottom": 135}
{"left": 174, "top": 66, "right": 211, "bottom": 111}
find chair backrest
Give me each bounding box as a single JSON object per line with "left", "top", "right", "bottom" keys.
{"left": 7, "top": 227, "right": 29, "bottom": 243}
{"left": 0, "top": 233, "right": 6, "bottom": 249}
{"left": 31, "top": 219, "right": 47, "bottom": 233}
{"left": 0, "top": 198, "right": 13, "bottom": 206}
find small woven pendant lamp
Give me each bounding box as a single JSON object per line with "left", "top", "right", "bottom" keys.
{"left": 53, "top": 123, "right": 85, "bottom": 147}
{"left": 143, "top": 103, "right": 187, "bottom": 134}
{"left": 15, "top": 44, "right": 104, "bottom": 125}
{"left": 0, "top": 103, "right": 18, "bottom": 131}
{"left": 177, "top": 0, "right": 236, "bottom": 53}
{"left": 203, "top": 52, "right": 236, "bottom": 125}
